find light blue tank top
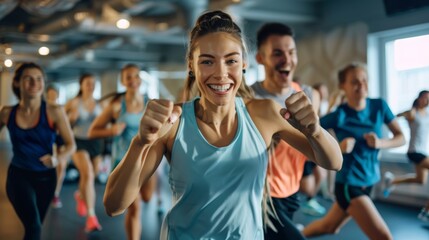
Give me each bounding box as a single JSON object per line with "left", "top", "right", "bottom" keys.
{"left": 111, "top": 96, "right": 148, "bottom": 166}
{"left": 161, "top": 97, "right": 268, "bottom": 240}
{"left": 73, "top": 98, "right": 102, "bottom": 139}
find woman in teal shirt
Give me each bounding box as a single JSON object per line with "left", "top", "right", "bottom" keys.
{"left": 303, "top": 63, "right": 405, "bottom": 240}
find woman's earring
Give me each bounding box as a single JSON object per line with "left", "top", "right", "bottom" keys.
{"left": 189, "top": 71, "right": 194, "bottom": 78}
{"left": 242, "top": 69, "right": 246, "bottom": 74}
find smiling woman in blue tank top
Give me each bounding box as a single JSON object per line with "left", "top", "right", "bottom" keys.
{"left": 103, "top": 11, "right": 343, "bottom": 240}
{"left": 0, "top": 62, "right": 75, "bottom": 240}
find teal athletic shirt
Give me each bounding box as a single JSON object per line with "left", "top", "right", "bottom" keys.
{"left": 161, "top": 97, "right": 268, "bottom": 240}
{"left": 321, "top": 98, "right": 395, "bottom": 187}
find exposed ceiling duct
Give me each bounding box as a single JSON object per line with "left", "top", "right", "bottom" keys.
{"left": 230, "top": 0, "right": 318, "bottom": 23}
{"left": 0, "top": 0, "right": 19, "bottom": 20}
{"left": 20, "top": 0, "right": 81, "bottom": 16}
{"left": 0, "top": 0, "right": 323, "bottom": 80}
{"left": 30, "top": 1, "right": 187, "bottom": 41}
{"left": 176, "top": 0, "right": 208, "bottom": 28}
{"left": 0, "top": 0, "right": 80, "bottom": 21}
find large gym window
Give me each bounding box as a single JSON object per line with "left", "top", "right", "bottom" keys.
{"left": 369, "top": 23, "right": 429, "bottom": 159}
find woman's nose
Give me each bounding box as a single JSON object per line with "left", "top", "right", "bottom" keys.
{"left": 214, "top": 65, "right": 228, "bottom": 78}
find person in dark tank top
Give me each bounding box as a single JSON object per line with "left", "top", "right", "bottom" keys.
{"left": 0, "top": 62, "right": 75, "bottom": 240}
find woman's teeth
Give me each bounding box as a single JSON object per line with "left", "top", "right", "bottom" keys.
{"left": 208, "top": 84, "right": 231, "bottom": 92}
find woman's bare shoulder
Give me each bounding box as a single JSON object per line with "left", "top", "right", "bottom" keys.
{"left": 46, "top": 103, "right": 66, "bottom": 121}
{"left": 244, "top": 98, "right": 281, "bottom": 116}
{"left": 0, "top": 105, "right": 14, "bottom": 123}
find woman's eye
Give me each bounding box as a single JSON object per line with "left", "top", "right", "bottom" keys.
{"left": 227, "top": 59, "right": 238, "bottom": 64}
{"left": 200, "top": 60, "right": 212, "bottom": 65}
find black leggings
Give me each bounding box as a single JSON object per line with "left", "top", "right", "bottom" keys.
{"left": 6, "top": 165, "right": 56, "bottom": 240}
{"left": 264, "top": 193, "right": 307, "bottom": 240}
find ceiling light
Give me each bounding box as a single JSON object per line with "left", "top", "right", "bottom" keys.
{"left": 38, "top": 46, "right": 50, "bottom": 56}
{"left": 38, "top": 34, "right": 50, "bottom": 42}
{"left": 74, "top": 11, "right": 89, "bottom": 21}
{"left": 157, "top": 22, "right": 169, "bottom": 31}
{"left": 85, "top": 50, "right": 95, "bottom": 61}
{"left": 232, "top": 0, "right": 241, "bottom": 2}
{"left": 5, "top": 47, "right": 13, "bottom": 55}
{"left": 4, "top": 59, "right": 13, "bottom": 68}
{"left": 116, "top": 18, "right": 130, "bottom": 29}
{"left": 61, "top": 19, "right": 70, "bottom": 27}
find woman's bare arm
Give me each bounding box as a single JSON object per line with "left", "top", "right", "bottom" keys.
{"left": 103, "top": 99, "right": 182, "bottom": 216}
{"left": 88, "top": 103, "right": 119, "bottom": 139}
{"left": 49, "top": 105, "right": 76, "bottom": 163}
{"left": 248, "top": 93, "right": 343, "bottom": 171}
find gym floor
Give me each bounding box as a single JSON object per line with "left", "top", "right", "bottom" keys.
{"left": 0, "top": 143, "right": 428, "bottom": 240}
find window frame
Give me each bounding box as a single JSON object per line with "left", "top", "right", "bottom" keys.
{"left": 368, "top": 22, "right": 429, "bottom": 162}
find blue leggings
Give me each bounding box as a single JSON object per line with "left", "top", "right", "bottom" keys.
{"left": 6, "top": 165, "right": 56, "bottom": 240}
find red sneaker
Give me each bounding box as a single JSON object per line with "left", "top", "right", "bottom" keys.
{"left": 74, "top": 191, "right": 87, "bottom": 217}
{"left": 51, "top": 196, "right": 63, "bottom": 209}
{"left": 85, "top": 215, "right": 102, "bottom": 233}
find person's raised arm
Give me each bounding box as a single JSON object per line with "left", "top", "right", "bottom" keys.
{"left": 363, "top": 119, "right": 405, "bottom": 149}
{"left": 277, "top": 92, "right": 342, "bottom": 170}
{"left": 103, "top": 99, "right": 182, "bottom": 216}
{"left": 396, "top": 109, "right": 415, "bottom": 122}
{"left": 88, "top": 102, "right": 122, "bottom": 139}
{"left": 311, "top": 88, "right": 320, "bottom": 114}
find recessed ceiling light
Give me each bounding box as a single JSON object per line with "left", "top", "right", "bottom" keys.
{"left": 4, "top": 59, "right": 13, "bottom": 68}
{"left": 38, "top": 34, "right": 50, "bottom": 42}
{"left": 38, "top": 46, "right": 50, "bottom": 56}
{"left": 157, "top": 22, "right": 169, "bottom": 31}
{"left": 5, "top": 47, "right": 13, "bottom": 55}
{"left": 116, "top": 18, "right": 130, "bottom": 29}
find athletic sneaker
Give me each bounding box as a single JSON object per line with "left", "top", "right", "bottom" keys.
{"left": 51, "top": 196, "right": 63, "bottom": 209}
{"left": 74, "top": 191, "right": 87, "bottom": 217}
{"left": 417, "top": 208, "right": 429, "bottom": 222}
{"left": 295, "top": 223, "right": 305, "bottom": 231}
{"left": 85, "top": 215, "right": 102, "bottom": 233}
{"left": 383, "top": 171, "right": 395, "bottom": 198}
{"left": 301, "top": 198, "right": 326, "bottom": 217}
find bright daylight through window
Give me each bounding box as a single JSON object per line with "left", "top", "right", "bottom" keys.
{"left": 385, "top": 34, "right": 429, "bottom": 153}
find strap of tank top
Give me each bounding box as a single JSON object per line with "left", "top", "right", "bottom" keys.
{"left": 120, "top": 96, "right": 127, "bottom": 115}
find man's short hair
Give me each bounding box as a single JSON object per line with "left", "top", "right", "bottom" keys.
{"left": 256, "top": 23, "right": 294, "bottom": 49}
